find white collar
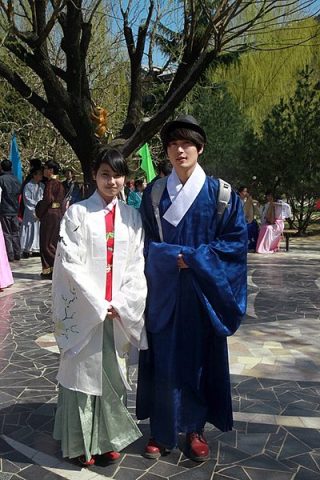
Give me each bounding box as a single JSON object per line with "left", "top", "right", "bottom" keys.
{"left": 163, "top": 163, "right": 206, "bottom": 227}
{"left": 96, "top": 191, "right": 118, "bottom": 214}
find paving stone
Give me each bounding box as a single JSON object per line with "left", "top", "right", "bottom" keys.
{"left": 18, "top": 465, "right": 66, "bottom": 480}
{"left": 0, "top": 473, "right": 15, "bottom": 480}
{"left": 113, "top": 467, "right": 143, "bottom": 480}
{"left": 1, "top": 247, "right": 320, "bottom": 480}
{"left": 244, "top": 467, "right": 294, "bottom": 480}
{"left": 148, "top": 460, "right": 187, "bottom": 477}
{"left": 288, "top": 453, "right": 320, "bottom": 473}
{"left": 294, "top": 467, "right": 320, "bottom": 480}
{"left": 215, "top": 465, "right": 251, "bottom": 479}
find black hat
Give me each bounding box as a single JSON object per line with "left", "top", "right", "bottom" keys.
{"left": 160, "top": 114, "right": 206, "bottom": 146}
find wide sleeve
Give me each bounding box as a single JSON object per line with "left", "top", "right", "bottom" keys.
{"left": 111, "top": 211, "right": 147, "bottom": 349}
{"left": 52, "top": 205, "right": 109, "bottom": 355}
{"left": 181, "top": 190, "right": 247, "bottom": 336}
{"left": 143, "top": 190, "right": 247, "bottom": 337}
{"left": 23, "top": 183, "right": 37, "bottom": 212}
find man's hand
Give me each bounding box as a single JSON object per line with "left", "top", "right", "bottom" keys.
{"left": 177, "top": 253, "right": 189, "bottom": 269}
{"left": 107, "top": 306, "right": 120, "bottom": 320}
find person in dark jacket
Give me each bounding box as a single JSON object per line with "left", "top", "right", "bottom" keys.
{"left": 0, "top": 159, "right": 22, "bottom": 262}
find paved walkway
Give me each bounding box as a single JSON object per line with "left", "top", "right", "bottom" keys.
{"left": 0, "top": 237, "right": 320, "bottom": 480}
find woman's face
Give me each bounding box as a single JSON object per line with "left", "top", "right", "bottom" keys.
{"left": 33, "top": 171, "right": 43, "bottom": 183}
{"left": 94, "top": 163, "right": 125, "bottom": 202}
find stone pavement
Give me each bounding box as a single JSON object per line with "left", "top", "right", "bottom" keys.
{"left": 0, "top": 237, "right": 320, "bottom": 480}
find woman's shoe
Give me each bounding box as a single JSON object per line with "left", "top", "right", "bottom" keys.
{"left": 103, "top": 451, "right": 121, "bottom": 463}
{"left": 78, "top": 455, "right": 95, "bottom": 467}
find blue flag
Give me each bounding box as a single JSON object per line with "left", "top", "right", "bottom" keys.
{"left": 9, "top": 134, "right": 23, "bottom": 183}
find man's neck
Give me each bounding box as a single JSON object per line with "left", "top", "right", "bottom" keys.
{"left": 175, "top": 165, "right": 197, "bottom": 185}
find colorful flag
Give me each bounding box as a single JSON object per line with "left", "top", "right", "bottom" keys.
{"left": 138, "top": 143, "right": 156, "bottom": 183}
{"left": 9, "top": 134, "right": 23, "bottom": 183}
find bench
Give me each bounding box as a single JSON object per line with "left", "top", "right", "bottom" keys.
{"left": 282, "top": 229, "right": 298, "bottom": 251}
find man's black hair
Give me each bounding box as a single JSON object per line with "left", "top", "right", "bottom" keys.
{"left": 45, "top": 160, "right": 60, "bottom": 175}
{"left": 163, "top": 128, "right": 205, "bottom": 152}
{"left": 1, "top": 159, "right": 12, "bottom": 172}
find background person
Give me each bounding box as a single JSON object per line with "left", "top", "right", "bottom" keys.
{"left": 0, "top": 159, "right": 21, "bottom": 262}
{"left": 0, "top": 186, "right": 13, "bottom": 291}
{"left": 20, "top": 168, "right": 45, "bottom": 258}
{"left": 35, "top": 160, "right": 64, "bottom": 279}
{"left": 238, "top": 186, "right": 260, "bottom": 252}
{"left": 127, "top": 178, "right": 146, "bottom": 209}
{"left": 52, "top": 147, "right": 147, "bottom": 466}
{"left": 256, "top": 191, "right": 284, "bottom": 253}
{"left": 62, "top": 168, "right": 82, "bottom": 206}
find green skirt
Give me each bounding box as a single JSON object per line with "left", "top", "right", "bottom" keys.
{"left": 53, "top": 320, "right": 141, "bottom": 460}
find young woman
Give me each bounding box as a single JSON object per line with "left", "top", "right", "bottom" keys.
{"left": 52, "top": 147, "right": 147, "bottom": 466}
{"left": 256, "top": 191, "right": 284, "bottom": 253}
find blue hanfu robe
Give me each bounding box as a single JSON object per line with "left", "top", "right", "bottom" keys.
{"left": 136, "top": 176, "right": 247, "bottom": 449}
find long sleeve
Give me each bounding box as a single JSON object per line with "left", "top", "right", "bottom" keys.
{"left": 52, "top": 204, "right": 109, "bottom": 355}
{"left": 111, "top": 211, "right": 147, "bottom": 348}
{"left": 181, "top": 191, "right": 247, "bottom": 335}
{"left": 142, "top": 186, "right": 247, "bottom": 337}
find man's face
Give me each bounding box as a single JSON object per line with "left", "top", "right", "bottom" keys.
{"left": 167, "top": 139, "right": 202, "bottom": 175}
{"left": 240, "top": 188, "right": 248, "bottom": 200}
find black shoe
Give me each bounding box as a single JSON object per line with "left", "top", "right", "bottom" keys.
{"left": 40, "top": 272, "right": 52, "bottom": 280}
{"left": 22, "top": 252, "right": 30, "bottom": 259}
{"left": 14, "top": 256, "right": 21, "bottom": 261}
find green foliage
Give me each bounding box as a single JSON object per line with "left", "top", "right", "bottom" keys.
{"left": 190, "top": 83, "right": 249, "bottom": 184}
{"left": 241, "top": 67, "right": 320, "bottom": 233}
{"left": 213, "top": 18, "right": 320, "bottom": 130}
{"left": 0, "top": 80, "right": 78, "bottom": 173}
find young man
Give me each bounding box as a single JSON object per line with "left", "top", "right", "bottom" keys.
{"left": 136, "top": 115, "right": 247, "bottom": 462}
{"left": 35, "top": 160, "right": 65, "bottom": 279}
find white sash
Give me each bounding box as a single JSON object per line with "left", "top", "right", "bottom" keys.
{"left": 163, "top": 163, "right": 206, "bottom": 227}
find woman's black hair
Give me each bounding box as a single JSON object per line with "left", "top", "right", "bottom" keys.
{"left": 162, "top": 127, "right": 205, "bottom": 152}
{"left": 93, "top": 147, "right": 129, "bottom": 177}
{"left": 30, "top": 168, "right": 43, "bottom": 177}
{"left": 44, "top": 160, "right": 60, "bottom": 174}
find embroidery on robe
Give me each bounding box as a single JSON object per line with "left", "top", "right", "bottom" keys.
{"left": 54, "top": 282, "right": 79, "bottom": 340}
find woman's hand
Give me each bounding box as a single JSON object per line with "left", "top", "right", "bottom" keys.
{"left": 107, "top": 306, "right": 120, "bottom": 320}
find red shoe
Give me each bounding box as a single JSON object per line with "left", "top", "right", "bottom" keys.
{"left": 78, "top": 455, "right": 95, "bottom": 467}
{"left": 144, "top": 438, "right": 165, "bottom": 459}
{"left": 186, "top": 432, "right": 210, "bottom": 462}
{"left": 103, "top": 451, "right": 121, "bottom": 463}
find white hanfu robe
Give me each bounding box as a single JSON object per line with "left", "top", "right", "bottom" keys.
{"left": 52, "top": 190, "right": 147, "bottom": 394}
{"left": 20, "top": 180, "right": 44, "bottom": 253}
{"left": 52, "top": 190, "right": 147, "bottom": 459}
